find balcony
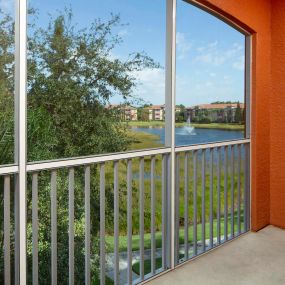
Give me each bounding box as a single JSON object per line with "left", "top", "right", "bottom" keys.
{"left": 1, "top": 0, "right": 285, "bottom": 284}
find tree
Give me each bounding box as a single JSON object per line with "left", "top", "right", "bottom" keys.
{"left": 0, "top": 12, "right": 14, "bottom": 165}
{"left": 175, "top": 104, "right": 186, "bottom": 122}
{"left": 234, "top": 102, "right": 242, "bottom": 123}
{"left": 28, "top": 10, "right": 158, "bottom": 160}
{"left": 137, "top": 105, "right": 151, "bottom": 121}
{"left": 0, "top": 8, "right": 159, "bottom": 284}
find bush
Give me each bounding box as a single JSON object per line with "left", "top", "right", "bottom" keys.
{"left": 198, "top": 117, "right": 211, "bottom": 124}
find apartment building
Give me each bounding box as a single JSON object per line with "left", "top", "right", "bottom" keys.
{"left": 186, "top": 103, "right": 245, "bottom": 123}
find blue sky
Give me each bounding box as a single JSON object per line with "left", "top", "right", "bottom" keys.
{"left": 1, "top": 0, "right": 245, "bottom": 106}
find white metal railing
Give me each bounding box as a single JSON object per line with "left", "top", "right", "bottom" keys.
{"left": 174, "top": 140, "right": 250, "bottom": 265}
{"left": 0, "top": 139, "right": 250, "bottom": 285}
{"left": 26, "top": 148, "right": 171, "bottom": 172}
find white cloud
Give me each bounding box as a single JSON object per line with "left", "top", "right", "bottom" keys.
{"left": 233, "top": 55, "right": 245, "bottom": 71}
{"left": 197, "top": 47, "right": 205, "bottom": 52}
{"left": 118, "top": 29, "right": 129, "bottom": 37}
{"left": 195, "top": 41, "right": 226, "bottom": 65}
{"left": 132, "top": 68, "right": 165, "bottom": 104}
{"left": 0, "top": 0, "right": 14, "bottom": 13}
{"left": 176, "top": 32, "right": 192, "bottom": 60}
{"left": 209, "top": 41, "right": 218, "bottom": 48}
{"left": 195, "top": 41, "right": 245, "bottom": 70}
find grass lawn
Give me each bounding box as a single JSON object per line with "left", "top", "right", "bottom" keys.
{"left": 103, "top": 136, "right": 245, "bottom": 246}
{"left": 94, "top": 276, "right": 114, "bottom": 285}
{"left": 126, "top": 120, "right": 245, "bottom": 131}
{"left": 130, "top": 215, "right": 244, "bottom": 276}
{"left": 132, "top": 253, "right": 185, "bottom": 276}
{"left": 127, "top": 129, "right": 163, "bottom": 150}
{"left": 190, "top": 123, "right": 244, "bottom": 131}
{"left": 105, "top": 214, "right": 245, "bottom": 253}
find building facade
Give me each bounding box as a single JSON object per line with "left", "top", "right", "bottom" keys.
{"left": 107, "top": 104, "right": 138, "bottom": 121}
{"left": 186, "top": 103, "right": 245, "bottom": 123}
{"left": 146, "top": 105, "right": 165, "bottom": 121}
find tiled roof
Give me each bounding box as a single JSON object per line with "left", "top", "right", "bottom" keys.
{"left": 106, "top": 104, "right": 137, "bottom": 110}
{"left": 187, "top": 103, "right": 245, "bottom": 110}
{"left": 147, "top": 104, "right": 165, "bottom": 110}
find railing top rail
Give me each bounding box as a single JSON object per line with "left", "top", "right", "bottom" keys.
{"left": 175, "top": 139, "right": 250, "bottom": 153}
{"left": 0, "top": 165, "right": 19, "bottom": 176}
{"left": 26, "top": 147, "right": 171, "bottom": 172}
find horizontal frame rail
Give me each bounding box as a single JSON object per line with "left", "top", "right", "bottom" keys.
{"left": 175, "top": 139, "right": 250, "bottom": 153}
{"left": 0, "top": 165, "right": 19, "bottom": 175}
{"left": 1, "top": 141, "right": 250, "bottom": 175}
{"left": 26, "top": 148, "right": 171, "bottom": 172}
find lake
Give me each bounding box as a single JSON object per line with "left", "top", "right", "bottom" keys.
{"left": 132, "top": 126, "right": 244, "bottom": 146}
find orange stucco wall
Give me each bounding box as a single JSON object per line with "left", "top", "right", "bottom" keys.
{"left": 270, "top": 0, "right": 285, "bottom": 229}
{"left": 193, "top": 0, "right": 272, "bottom": 231}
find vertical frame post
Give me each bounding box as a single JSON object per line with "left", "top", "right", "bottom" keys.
{"left": 245, "top": 36, "right": 251, "bottom": 140}
{"left": 15, "top": 0, "right": 27, "bottom": 283}
{"left": 245, "top": 35, "right": 252, "bottom": 231}
{"left": 165, "top": 0, "right": 176, "bottom": 269}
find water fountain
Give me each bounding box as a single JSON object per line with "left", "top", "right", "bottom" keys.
{"left": 181, "top": 116, "right": 196, "bottom": 135}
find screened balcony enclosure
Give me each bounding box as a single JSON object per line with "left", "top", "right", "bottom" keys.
{"left": 2, "top": 0, "right": 274, "bottom": 284}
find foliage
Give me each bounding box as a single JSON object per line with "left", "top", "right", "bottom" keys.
{"left": 198, "top": 117, "right": 211, "bottom": 124}
{"left": 175, "top": 104, "right": 186, "bottom": 122}
{"left": 137, "top": 106, "right": 150, "bottom": 121}
{"left": 27, "top": 9, "right": 158, "bottom": 160}
{"left": 234, "top": 102, "right": 243, "bottom": 123}
{"left": 0, "top": 11, "right": 14, "bottom": 165}
{"left": 0, "top": 7, "right": 159, "bottom": 284}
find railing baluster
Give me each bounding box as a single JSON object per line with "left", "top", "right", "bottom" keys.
{"left": 161, "top": 154, "right": 167, "bottom": 269}
{"left": 224, "top": 146, "right": 228, "bottom": 242}
{"left": 231, "top": 146, "right": 235, "bottom": 239}
{"left": 85, "top": 166, "right": 91, "bottom": 285}
{"left": 184, "top": 152, "right": 189, "bottom": 260}
{"left": 165, "top": 153, "right": 172, "bottom": 268}
{"left": 201, "top": 150, "right": 206, "bottom": 252}
{"left": 217, "top": 147, "right": 221, "bottom": 245}
{"left": 69, "top": 168, "right": 75, "bottom": 285}
{"left": 210, "top": 148, "right": 214, "bottom": 248}
{"left": 151, "top": 156, "right": 156, "bottom": 274}
{"left": 114, "top": 161, "right": 120, "bottom": 285}
{"left": 193, "top": 150, "right": 197, "bottom": 256}
{"left": 139, "top": 158, "right": 145, "bottom": 280}
{"left": 4, "top": 175, "right": 11, "bottom": 285}
{"left": 237, "top": 145, "right": 241, "bottom": 234}
{"left": 175, "top": 154, "right": 180, "bottom": 264}
{"left": 14, "top": 177, "right": 19, "bottom": 285}
{"left": 127, "top": 159, "right": 133, "bottom": 285}
{"left": 100, "top": 163, "right": 105, "bottom": 285}
{"left": 32, "top": 173, "right": 39, "bottom": 285}
{"left": 51, "top": 170, "right": 57, "bottom": 285}
{"left": 244, "top": 144, "right": 250, "bottom": 232}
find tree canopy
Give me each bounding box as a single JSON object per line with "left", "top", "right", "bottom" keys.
{"left": 0, "top": 7, "right": 160, "bottom": 284}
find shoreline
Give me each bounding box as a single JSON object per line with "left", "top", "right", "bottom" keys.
{"left": 125, "top": 121, "right": 245, "bottom": 131}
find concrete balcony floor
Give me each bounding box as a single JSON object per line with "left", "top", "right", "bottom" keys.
{"left": 147, "top": 226, "right": 285, "bottom": 285}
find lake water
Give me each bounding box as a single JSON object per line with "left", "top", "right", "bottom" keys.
{"left": 132, "top": 126, "right": 244, "bottom": 146}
